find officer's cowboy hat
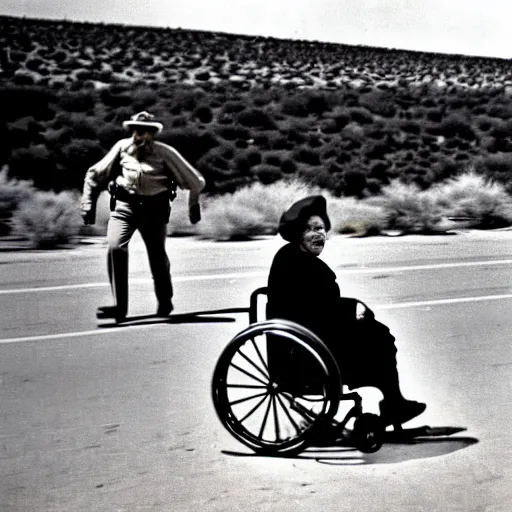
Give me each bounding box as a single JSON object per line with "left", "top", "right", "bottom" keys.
{"left": 122, "top": 111, "right": 164, "bottom": 133}
{"left": 278, "top": 195, "right": 331, "bottom": 242}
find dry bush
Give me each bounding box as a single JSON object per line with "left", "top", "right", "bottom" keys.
{"left": 431, "top": 171, "right": 512, "bottom": 228}
{"left": 11, "top": 189, "right": 82, "bottom": 248}
{"left": 0, "top": 167, "right": 35, "bottom": 235}
{"left": 328, "top": 197, "right": 388, "bottom": 236}
{"left": 196, "top": 178, "right": 327, "bottom": 240}
{"left": 367, "top": 180, "right": 444, "bottom": 233}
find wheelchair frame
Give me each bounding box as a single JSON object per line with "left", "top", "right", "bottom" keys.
{"left": 211, "top": 287, "right": 386, "bottom": 455}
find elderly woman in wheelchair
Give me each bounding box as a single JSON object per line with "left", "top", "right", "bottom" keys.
{"left": 212, "top": 195, "right": 426, "bottom": 455}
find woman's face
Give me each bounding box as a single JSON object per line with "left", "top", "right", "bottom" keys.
{"left": 299, "top": 215, "right": 327, "bottom": 256}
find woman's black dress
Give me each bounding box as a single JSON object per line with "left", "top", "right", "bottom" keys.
{"left": 267, "top": 242, "right": 399, "bottom": 393}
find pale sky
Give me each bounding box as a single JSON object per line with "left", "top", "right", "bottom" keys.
{"left": 3, "top": 0, "right": 512, "bottom": 59}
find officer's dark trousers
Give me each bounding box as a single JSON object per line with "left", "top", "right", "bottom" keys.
{"left": 106, "top": 193, "right": 172, "bottom": 317}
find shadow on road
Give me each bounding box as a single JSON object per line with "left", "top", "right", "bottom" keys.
{"left": 222, "top": 427, "right": 479, "bottom": 466}
{"left": 98, "top": 307, "right": 250, "bottom": 328}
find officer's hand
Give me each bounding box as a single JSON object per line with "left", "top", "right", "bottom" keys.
{"left": 189, "top": 204, "right": 201, "bottom": 224}
{"left": 82, "top": 209, "right": 96, "bottom": 226}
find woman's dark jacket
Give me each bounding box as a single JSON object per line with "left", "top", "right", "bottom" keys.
{"left": 267, "top": 242, "right": 397, "bottom": 389}
{"left": 267, "top": 242, "right": 345, "bottom": 350}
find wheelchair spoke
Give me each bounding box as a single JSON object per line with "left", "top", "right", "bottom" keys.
{"left": 274, "top": 393, "right": 302, "bottom": 433}
{"left": 258, "top": 395, "right": 273, "bottom": 439}
{"left": 236, "top": 344, "right": 269, "bottom": 381}
{"left": 272, "top": 395, "right": 282, "bottom": 441}
{"left": 228, "top": 390, "right": 269, "bottom": 407}
{"left": 239, "top": 393, "right": 270, "bottom": 423}
{"left": 226, "top": 384, "right": 267, "bottom": 389}
{"left": 280, "top": 392, "right": 320, "bottom": 422}
{"left": 249, "top": 337, "right": 270, "bottom": 376}
{"left": 229, "top": 362, "right": 268, "bottom": 386}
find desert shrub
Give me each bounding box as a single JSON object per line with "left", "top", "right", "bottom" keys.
{"left": 197, "top": 200, "right": 268, "bottom": 240}
{"left": 131, "top": 88, "right": 158, "bottom": 110}
{"left": 320, "top": 118, "right": 339, "bottom": 134}
{"left": 25, "top": 58, "right": 44, "bottom": 71}
{"left": 328, "top": 197, "right": 388, "bottom": 235}
{"left": 0, "top": 85, "right": 56, "bottom": 122}
{"left": 96, "top": 123, "right": 127, "bottom": 149}
{"left": 251, "top": 164, "right": 283, "bottom": 184}
{"left": 305, "top": 92, "right": 331, "bottom": 116}
{"left": 13, "top": 73, "right": 36, "bottom": 86}
{"left": 349, "top": 107, "right": 374, "bottom": 125}
{"left": 246, "top": 149, "right": 262, "bottom": 166}
{"left": 236, "top": 108, "right": 277, "bottom": 129}
{"left": 59, "top": 139, "right": 105, "bottom": 189}
{"left": 214, "top": 124, "right": 251, "bottom": 141}
{"left": 221, "top": 101, "right": 247, "bottom": 114}
{"left": 341, "top": 122, "right": 365, "bottom": 142}
{"left": 232, "top": 152, "right": 251, "bottom": 174}
{"left": 365, "top": 141, "right": 390, "bottom": 159}
{"left": 439, "top": 113, "right": 476, "bottom": 140}
{"left": 7, "top": 116, "right": 45, "bottom": 149}
{"left": 11, "top": 190, "right": 82, "bottom": 248}
{"left": 99, "top": 89, "right": 132, "bottom": 108}
{"left": 281, "top": 158, "right": 297, "bottom": 174}
{"left": 292, "top": 146, "right": 321, "bottom": 166}
{"left": 160, "top": 127, "right": 218, "bottom": 165}
{"left": 358, "top": 90, "right": 396, "bottom": 118}
{"left": 64, "top": 113, "right": 97, "bottom": 139}
{"left": 281, "top": 94, "right": 309, "bottom": 117}
{"left": 193, "top": 104, "right": 214, "bottom": 123}
{"left": 432, "top": 171, "right": 512, "bottom": 228}
{"left": 197, "top": 178, "right": 327, "bottom": 240}
{"left": 474, "top": 153, "right": 512, "bottom": 187}
{"left": 486, "top": 103, "right": 512, "bottom": 120}
{"left": 263, "top": 152, "right": 282, "bottom": 167}
{"left": 0, "top": 167, "right": 35, "bottom": 235}
{"left": 166, "top": 86, "right": 205, "bottom": 113}
{"left": 50, "top": 50, "right": 68, "bottom": 63}
{"left": 252, "top": 90, "right": 275, "bottom": 107}
{"left": 8, "top": 144, "right": 55, "bottom": 184}
{"left": 367, "top": 181, "right": 444, "bottom": 233}
{"left": 326, "top": 107, "right": 351, "bottom": 130}
{"left": 399, "top": 120, "right": 421, "bottom": 135}
{"left": 426, "top": 108, "right": 444, "bottom": 123}
{"left": 342, "top": 170, "right": 367, "bottom": 198}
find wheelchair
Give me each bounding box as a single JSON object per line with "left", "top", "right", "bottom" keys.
{"left": 211, "top": 287, "right": 388, "bottom": 456}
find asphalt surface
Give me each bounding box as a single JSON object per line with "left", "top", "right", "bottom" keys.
{"left": 1, "top": 231, "right": 512, "bottom": 512}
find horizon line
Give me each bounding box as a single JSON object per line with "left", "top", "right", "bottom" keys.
{"left": 2, "top": 13, "right": 510, "bottom": 63}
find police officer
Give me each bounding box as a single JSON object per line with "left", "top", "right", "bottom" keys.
{"left": 81, "top": 112, "right": 206, "bottom": 322}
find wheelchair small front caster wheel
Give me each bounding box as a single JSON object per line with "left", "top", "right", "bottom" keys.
{"left": 353, "top": 413, "right": 384, "bottom": 453}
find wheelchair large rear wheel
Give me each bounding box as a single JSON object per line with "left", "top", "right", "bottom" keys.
{"left": 212, "top": 319, "right": 341, "bottom": 456}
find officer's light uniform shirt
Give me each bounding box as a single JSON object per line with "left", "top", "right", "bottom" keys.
{"left": 81, "top": 138, "right": 205, "bottom": 212}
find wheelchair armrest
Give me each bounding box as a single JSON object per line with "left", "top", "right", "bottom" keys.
{"left": 249, "top": 286, "right": 268, "bottom": 324}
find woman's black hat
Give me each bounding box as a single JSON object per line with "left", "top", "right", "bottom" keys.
{"left": 278, "top": 195, "right": 331, "bottom": 242}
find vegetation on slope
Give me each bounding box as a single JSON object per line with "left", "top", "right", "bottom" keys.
{"left": 1, "top": 15, "right": 512, "bottom": 245}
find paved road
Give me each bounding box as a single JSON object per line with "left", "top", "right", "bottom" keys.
{"left": 1, "top": 231, "right": 512, "bottom": 512}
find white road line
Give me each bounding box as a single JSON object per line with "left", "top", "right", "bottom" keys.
{"left": 0, "top": 273, "right": 267, "bottom": 295}
{"left": 375, "top": 293, "right": 512, "bottom": 310}
{"left": 2, "top": 259, "right": 512, "bottom": 295}
{"left": 2, "top": 293, "right": 512, "bottom": 345}
{"left": 0, "top": 324, "right": 164, "bottom": 344}
{"left": 335, "top": 259, "right": 512, "bottom": 274}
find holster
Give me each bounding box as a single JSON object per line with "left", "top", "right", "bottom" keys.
{"left": 107, "top": 181, "right": 117, "bottom": 211}
{"left": 168, "top": 180, "right": 177, "bottom": 202}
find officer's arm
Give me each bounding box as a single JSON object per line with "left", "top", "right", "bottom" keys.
{"left": 158, "top": 142, "right": 206, "bottom": 223}
{"left": 81, "top": 140, "right": 125, "bottom": 223}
